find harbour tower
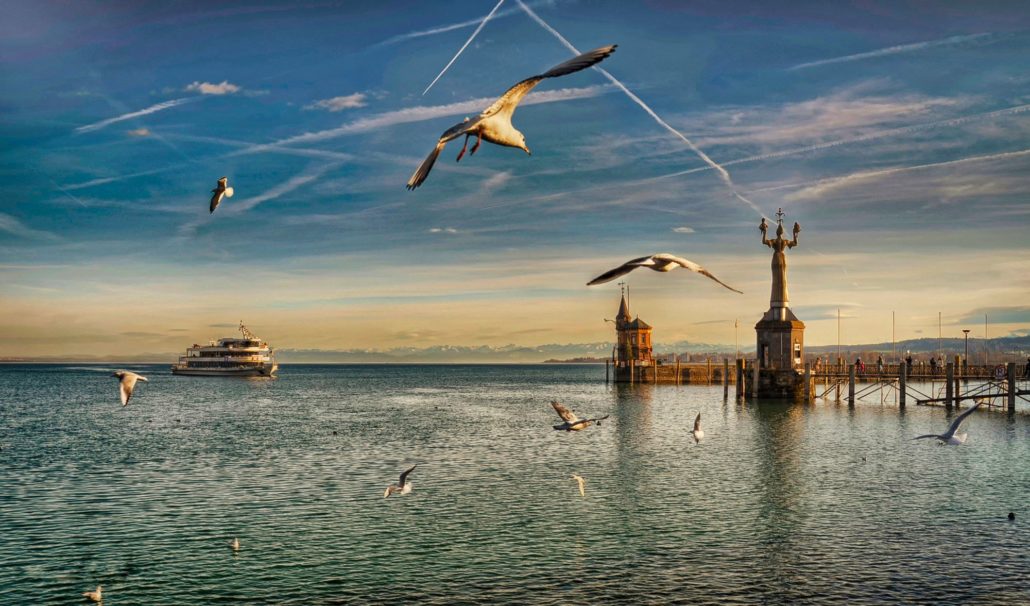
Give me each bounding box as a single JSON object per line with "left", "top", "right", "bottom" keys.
{"left": 754, "top": 208, "right": 810, "bottom": 398}
{"left": 613, "top": 286, "right": 653, "bottom": 381}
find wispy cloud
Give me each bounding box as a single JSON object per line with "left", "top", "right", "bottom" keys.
{"left": 423, "top": 0, "right": 506, "bottom": 95}
{"left": 771, "top": 148, "right": 1030, "bottom": 201}
{"left": 304, "top": 93, "right": 368, "bottom": 111}
{"left": 237, "top": 85, "right": 611, "bottom": 153}
{"left": 74, "top": 97, "right": 198, "bottom": 134}
{"left": 229, "top": 163, "right": 342, "bottom": 213}
{"left": 185, "top": 80, "right": 240, "bottom": 95}
{"left": 789, "top": 33, "right": 1004, "bottom": 71}
{"left": 429, "top": 227, "right": 459, "bottom": 234}
{"left": 515, "top": 0, "right": 765, "bottom": 217}
{"left": 126, "top": 128, "right": 151, "bottom": 137}
{"left": 0, "top": 213, "right": 60, "bottom": 241}
{"left": 672, "top": 226, "right": 695, "bottom": 234}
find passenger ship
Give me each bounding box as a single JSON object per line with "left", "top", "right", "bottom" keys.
{"left": 172, "top": 322, "right": 278, "bottom": 377}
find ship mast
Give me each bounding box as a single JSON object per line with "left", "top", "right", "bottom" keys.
{"left": 239, "top": 321, "right": 256, "bottom": 340}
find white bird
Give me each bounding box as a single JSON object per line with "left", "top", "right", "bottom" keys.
{"left": 384, "top": 465, "right": 416, "bottom": 498}
{"left": 229, "top": 537, "right": 240, "bottom": 552}
{"left": 571, "top": 474, "right": 585, "bottom": 497}
{"left": 913, "top": 402, "right": 982, "bottom": 445}
{"left": 692, "top": 413, "right": 704, "bottom": 444}
{"left": 588, "top": 253, "right": 742, "bottom": 294}
{"left": 406, "top": 45, "right": 617, "bottom": 190}
{"left": 209, "top": 176, "right": 234, "bottom": 213}
{"left": 111, "top": 370, "right": 148, "bottom": 406}
{"left": 551, "top": 401, "right": 609, "bottom": 432}
{"left": 82, "top": 585, "right": 102, "bottom": 602}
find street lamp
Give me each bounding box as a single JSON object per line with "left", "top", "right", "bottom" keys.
{"left": 962, "top": 329, "right": 970, "bottom": 366}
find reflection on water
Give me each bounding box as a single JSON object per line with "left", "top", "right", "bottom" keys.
{"left": 0, "top": 365, "right": 1027, "bottom": 605}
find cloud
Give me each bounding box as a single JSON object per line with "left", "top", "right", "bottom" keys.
{"left": 788, "top": 33, "right": 1003, "bottom": 71}
{"left": 126, "top": 128, "right": 151, "bottom": 137}
{"left": 238, "top": 85, "right": 611, "bottom": 152}
{"left": 304, "top": 93, "right": 368, "bottom": 112}
{"left": 958, "top": 306, "right": 1030, "bottom": 324}
{"left": 672, "top": 226, "right": 695, "bottom": 234}
{"left": 779, "top": 148, "right": 1030, "bottom": 201}
{"left": 0, "top": 213, "right": 60, "bottom": 241}
{"left": 185, "top": 80, "right": 241, "bottom": 95}
{"left": 429, "top": 227, "right": 459, "bottom": 234}
{"left": 75, "top": 97, "right": 197, "bottom": 134}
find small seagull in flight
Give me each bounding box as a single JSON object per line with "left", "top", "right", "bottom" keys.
{"left": 209, "top": 177, "right": 234, "bottom": 213}
{"left": 82, "top": 585, "right": 102, "bottom": 602}
{"left": 112, "top": 370, "right": 148, "bottom": 406}
{"left": 229, "top": 537, "right": 240, "bottom": 552}
{"left": 551, "top": 401, "right": 609, "bottom": 432}
{"left": 571, "top": 474, "right": 586, "bottom": 497}
{"left": 384, "top": 465, "right": 417, "bottom": 498}
{"left": 913, "top": 402, "right": 982, "bottom": 445}
{"left": 692, "top": 413, "right": 704, "bottom": 444}
{"left": 406, "top": 45, "right": 617, "bottom": 190}
{"left": 587, "top": 253, "right": 742, "bottom": 294}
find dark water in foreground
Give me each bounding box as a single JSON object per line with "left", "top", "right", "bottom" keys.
{"left": 0, "top": 364, "right": 1027, "bottom": 605}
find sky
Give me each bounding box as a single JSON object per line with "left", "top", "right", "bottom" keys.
{"left": 1, "top": 0, "right": 1028, "bottom": 359}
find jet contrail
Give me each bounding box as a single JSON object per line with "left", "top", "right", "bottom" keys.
{"left": 74, "top": 97, "right": 198, "bottom": 134}
{"left": 788, "top": 33, "right": 1001, "bottom": 71}
{"left": 657, "top": 102, "right": 1030, "bottom": 180}
{"left": 514, "top": 0, "right": 764, "bottom": 217}
{"left": 423, "top": 0, "right": 506, "bottom": 95}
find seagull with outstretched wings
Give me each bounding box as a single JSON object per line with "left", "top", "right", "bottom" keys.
{"left": 913, "top": 402, "right": 982, "bottom": 445}
{"left": 587, "top": 253, "right": 742, "bottom": 294}
{"left": 551, "top": 400, "right": 609, "bottom": 432}
{"left": 112, "top": 370, "right": 147, "bottom": 406}
{"left": 384, "top": 465, "right": 417, "bottom": 498}
{"left": 406, "top": 45, "right": 617, "bottom": 190}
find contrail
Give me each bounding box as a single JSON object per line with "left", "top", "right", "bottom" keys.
{"left": 657, "top": 102, "right": 1030, "bottom": 180}
{"left": 423, "top": 0, "right": 506, "bottom": 95}
{"left": 788, "top": 32, "right": 1000, "bottom": 71}
{"left": 514, "top": 0, "right": 765, "bottom": 217}
{"left": 747, "top": 148, "right": 1030, "bottom": 197}
{"left": 74, "top": 97, "right": 198, "bottom": 134}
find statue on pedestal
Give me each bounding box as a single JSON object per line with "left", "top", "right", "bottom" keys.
{"left": 759, "top": 208, "right": 800, "bottom": 309}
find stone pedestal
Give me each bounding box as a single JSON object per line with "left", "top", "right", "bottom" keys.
{"left": 755, "top": 307, "right": 806, "bottom": 399}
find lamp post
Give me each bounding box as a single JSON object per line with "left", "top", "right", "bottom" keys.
{"left": 962, "top": 329, "right": 970, "bottom": 367}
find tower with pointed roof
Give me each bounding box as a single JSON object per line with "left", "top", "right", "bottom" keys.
{"left": 614, "top": 286, "right": 653, "bottom": 368}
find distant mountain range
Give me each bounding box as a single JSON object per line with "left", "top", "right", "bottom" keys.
{"left": 3, "top": 336, "right": 1026, "bottom": 364}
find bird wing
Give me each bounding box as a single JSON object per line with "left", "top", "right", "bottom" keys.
{"left": 572, "top": 475, "right": 585, "bottom": 497}
{"left": 912, "top": 434, "right": 941, "bottom": 440}
{"left": 479, "top": 45, "right": 617, "bottom": 120}
{"left": 655, "top": 254, "right": 743, "bottom": 294}
{"left": 694, "top": 413, "right": 702, "bottom": 432}
{"left": 210, "top": 190, "right": 224, "bottom": 213}
{"left": 586, "top": 256, "right": 653, "bottom": 286}
{"left": 406, "top": 120, "right": 477, "bottom": 190}
{"left": 943, "top": 402, "right": 981, "bottom": 438}
{"left": 551, "top": 401, "right": 579, "bottom": 423}
{"left": 398, "top": 464, "right": 417, "bottom": 486}
{"left": 119, "top": 373, "right": 138, "bottom": 406}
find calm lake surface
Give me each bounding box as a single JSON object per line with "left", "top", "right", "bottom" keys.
{"left": 0, "top": 364, "right": 1027, "bottom": 605}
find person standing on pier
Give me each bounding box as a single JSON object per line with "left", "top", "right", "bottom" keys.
{"left": 906, "top": 354, "right": 913, "bottom": 374}
{"left": 1024, "top": 356, "right": 1030, "bottom": 378}
{"left": 877, "top": 355, "right": 884, "bottom": 375}
{"left": 930, "top": 356, "right": 937, "bottom": 375}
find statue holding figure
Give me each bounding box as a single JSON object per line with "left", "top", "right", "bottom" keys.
{"left": 759, "top": 208, "right": 800, "bottom": 308}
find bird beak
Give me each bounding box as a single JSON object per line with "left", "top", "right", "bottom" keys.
{"left": 523, "top": 146, "right": 531, "bottom": 156}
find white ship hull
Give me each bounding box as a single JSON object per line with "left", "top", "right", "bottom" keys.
{"left": 172, "top": 364, "right": 278, "bottom": 377}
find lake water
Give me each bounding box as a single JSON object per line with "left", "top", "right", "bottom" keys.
{"left": 0, "top": 364, "right": 1027, "bottom": 605}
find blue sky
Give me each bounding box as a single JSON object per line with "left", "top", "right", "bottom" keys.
{"left": 1, "top": 1, "right": 1028, "bottom": 358}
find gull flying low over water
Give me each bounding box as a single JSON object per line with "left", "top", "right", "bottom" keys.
{"left": 913, "top": 402, "right": 982, "bottom": 445}
{"left": 384, "top": 465, "right": 417, "bottom": 498}
{"left": 406, "top": 45, "right": 617, "bottom": 190}
{"left": 571, "top": 474, "right": 586, "bottom": 497}
{"left": 229, "top": 537, "right": 240, "bottom": 552}
{"left": 112, "top": 370, "right": 148, "bottom": 406}
{"left": 209, "top": 176, "right": 234, "bottom": 213}
{"left": 82, "top": 585, "right": 102, "bottom": 602}
{"left": 692, "top": 413, "right": 704, "bottom": 444}
{"left": 551, "top": 401, "right": 609, "bottom": 432}
{"left": 587, "top": 253, "right": 742, "bottom": 294}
